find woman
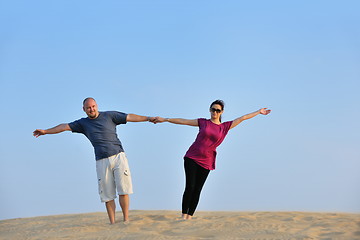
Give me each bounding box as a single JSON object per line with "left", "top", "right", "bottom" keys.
{"left": 156, "top": 100, "right": 271, "bottom": 219}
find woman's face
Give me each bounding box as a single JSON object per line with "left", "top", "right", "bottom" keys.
{"left": 210, "top": 104, "right": 223, "bottom": 119}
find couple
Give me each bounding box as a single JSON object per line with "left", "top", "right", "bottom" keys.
{"left": 33, "top": 98, "right": 271, "bottom": 224}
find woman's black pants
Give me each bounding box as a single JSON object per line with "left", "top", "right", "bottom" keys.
{"left": 182, "top": 157, "right": 210, "bottom": 216}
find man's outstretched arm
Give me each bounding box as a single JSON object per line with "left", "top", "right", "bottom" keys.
{"left": 33, "top": 124, "right": 71, "bottom": 137}
{"left": 126, "top": 114, "right": 156, "bottom": 123}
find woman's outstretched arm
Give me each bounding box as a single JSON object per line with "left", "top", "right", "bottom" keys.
{"left": 230, "top": 108, "right": 271, "bottom": 129}
{"left": 155, "top": 117, "right": 198, "bottom": 126}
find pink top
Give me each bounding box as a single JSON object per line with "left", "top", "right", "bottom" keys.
{"left": 184, "top": 118, "right": 233, "bottom": 170}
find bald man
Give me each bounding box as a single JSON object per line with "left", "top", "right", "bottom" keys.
{"left": 34, "top": 97, "right": 155, "bottom": 224}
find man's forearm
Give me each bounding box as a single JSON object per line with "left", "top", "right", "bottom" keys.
{"left": 45, "top": 124, "right": 71, "bottom": 134}
{"left": 127, "top": 114, "right": 150, "bottom": 122}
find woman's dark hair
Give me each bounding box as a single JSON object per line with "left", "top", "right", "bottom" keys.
{"left": 210, "top": 99, "right": 225, "bottom": 122}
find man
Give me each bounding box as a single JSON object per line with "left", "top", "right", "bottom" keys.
{"left": 33, "top": 97, "right": 155, "bottom": 224}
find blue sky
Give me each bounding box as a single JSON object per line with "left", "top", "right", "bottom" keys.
{"left": 0, "top": 0, "right": 359, "bottom": 220}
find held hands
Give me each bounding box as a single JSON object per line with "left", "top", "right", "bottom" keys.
{"left": 154, "top": 116, "right": 167, "bottom": 123}
{"left": 148, "top": 116, "right": 166, "bottom": 124}
{"left": 259, "top": 108, "right": 271, "bottom": 115}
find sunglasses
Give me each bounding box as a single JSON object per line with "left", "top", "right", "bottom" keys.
{"left": 210, "top": 108, "right": 222, "bottom": 113}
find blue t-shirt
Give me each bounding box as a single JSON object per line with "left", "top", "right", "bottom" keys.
{"left": 69, "top": 111, "right": 128, "bottom": 160}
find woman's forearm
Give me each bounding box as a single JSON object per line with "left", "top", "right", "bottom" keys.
{"left": 231, "top": 111, "right": 259, "bottom": 129}
{"left": 240, "top": 110, "right": 261, "bottom": 121}
{"left": 163, "top": 118, "right": 198, "bottom": 126}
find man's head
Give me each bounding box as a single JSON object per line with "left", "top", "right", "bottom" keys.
{"left": 83, "top": 97, "right": 99, "bottom": 119}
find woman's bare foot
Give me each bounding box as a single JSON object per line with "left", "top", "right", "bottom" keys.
{"left": 182, "top": 213, "right": 192, "bottom": 220}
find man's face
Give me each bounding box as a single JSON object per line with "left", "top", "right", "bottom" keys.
{"left": 83, "top": 99, "right": 99, "bottom": 119}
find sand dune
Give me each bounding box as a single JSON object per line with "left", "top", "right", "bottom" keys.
{"left": 1, "top": 210, "right": 359, "bottom": 239}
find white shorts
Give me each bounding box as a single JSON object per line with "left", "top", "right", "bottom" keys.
{"left": 96, "top": 152, "right": 133, "bottom": 202}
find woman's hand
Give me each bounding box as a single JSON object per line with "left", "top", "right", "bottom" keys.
{"left": 259, "top": 108, "right": 271, "bottom": 115}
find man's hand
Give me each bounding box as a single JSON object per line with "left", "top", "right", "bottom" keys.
{"left": 33, "top": 129, "right": 46, "bottom": 138}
